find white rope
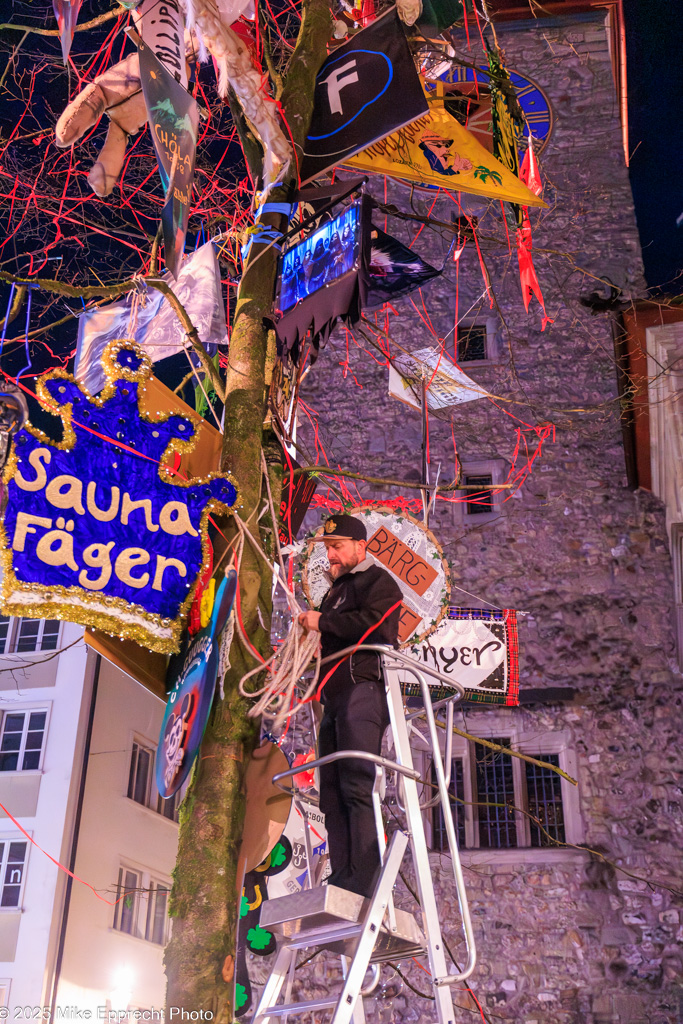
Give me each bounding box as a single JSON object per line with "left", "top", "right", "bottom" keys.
{"left": 231, "top": 459, "right": 323, "bottom": 734}
{"left": 234, "top": 513, "right": 321, "bottom": 733}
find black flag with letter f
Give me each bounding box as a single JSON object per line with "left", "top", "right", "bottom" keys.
{"left": 300, "top": 8, "right": 429, "bottom": 184}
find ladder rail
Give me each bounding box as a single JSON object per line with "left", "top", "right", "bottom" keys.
{"left": 384, "top": 655, "right": 477, "bottom": 983}
{"left": 318, "top": 643, "right": 467, "bottom": 700}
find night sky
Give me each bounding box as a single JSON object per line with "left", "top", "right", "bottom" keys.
{"left": 624, "top": 0, "right": 683, "bottom": 295}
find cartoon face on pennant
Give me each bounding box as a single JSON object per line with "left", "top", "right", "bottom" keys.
{"left": 418, "top": 132, "right": 473, "bottom": 176}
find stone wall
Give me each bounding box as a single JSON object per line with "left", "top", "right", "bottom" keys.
{"left": 291, "top": 12, "right": 683, "bottom": 1024}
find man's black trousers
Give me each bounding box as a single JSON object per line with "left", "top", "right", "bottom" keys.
{"left": 318, "top": 680, "right": 390, "bottom": 898}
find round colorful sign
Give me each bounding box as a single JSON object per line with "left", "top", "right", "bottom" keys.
{"left": 301, "top": 505, "right": 450, "bottom": 647}
{"left": 156, "top": 569, "right": 237, "bottom": 798}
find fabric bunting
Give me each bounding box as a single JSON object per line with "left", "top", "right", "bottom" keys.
{"left": 516, "top": 139, "right": 552, "bottom": 331}
{"left": 366, "top": 227, "right": 440, "bottom": 309}
{"left": 345, "top": 89, "right": 547, "bottom": 208}
{"left": 75, "top": 242, "right": 226, "bottom": 394}
{"left": 300, "top": 8, "right": 429, "bottom": 184}
{"left": 138, "top": 34, "right": 199, "bottom": 279}
{"left": 52, "top": 0, "right": 83, "bottom": 64}
{"left": 412, "top": 608, "right": 519, "bottom": 706}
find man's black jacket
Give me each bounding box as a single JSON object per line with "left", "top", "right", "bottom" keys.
{"left": 318, "top": 559, "right": 402, "bottom": 700}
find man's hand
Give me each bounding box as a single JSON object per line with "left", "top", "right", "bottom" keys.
{"left": 298, "top": 611, "right": 322, "bottom": 633}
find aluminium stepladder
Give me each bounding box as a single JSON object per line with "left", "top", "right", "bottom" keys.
{"left": 249, "top": 645, "right": 477, "bottom": 1024}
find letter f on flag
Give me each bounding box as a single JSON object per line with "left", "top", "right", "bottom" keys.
{"left": 321, "top": 60, "right": 359, "bottom": 115}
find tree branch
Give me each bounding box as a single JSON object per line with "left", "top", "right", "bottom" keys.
{"left": 0, "top": 270, "right": 225, "bottom": 404}
{"left": 0, "top": 8, "right": 120, "bottom": 37}
{"left": 293, "top": 466, "right": 513, "bottom": 493}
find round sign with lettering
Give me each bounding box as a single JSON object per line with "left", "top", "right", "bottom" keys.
{"left": 156, "top": 569, "right": 237, "bottom": 798}
{"left": 301, "top": 506, "right": 450, "bottom": 647}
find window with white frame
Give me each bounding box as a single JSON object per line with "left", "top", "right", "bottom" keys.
{"left": 0, "top": 840, "right": 27, "bottom": 907}
{"left": 0, "top": 709, "right": 47, "bottom": 771}
{"left": 112, "top": 865, "right": 170, "bottom": 945}
{"left": 0, "top": 616, "right": 60, "bottom": 655}
{"left": 429, "top": 727, "right": 579, "bottom": 852}
{"left": 127, "top": 739, "right": 180, "bottom": 822}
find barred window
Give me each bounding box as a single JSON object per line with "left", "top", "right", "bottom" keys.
{"left": 431, "top": 739, "right": 568, "bottom": 851}
{"left": 457, "top": 325, "right": 488, "bottom": 363}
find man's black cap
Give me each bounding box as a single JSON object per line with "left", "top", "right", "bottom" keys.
{"left": 315, "top": 513, "right": 367, "bottom": 541}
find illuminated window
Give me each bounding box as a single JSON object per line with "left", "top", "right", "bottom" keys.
{"left": 0, "top": 710, "right": 47, "bottom": 772}
{"left": 127, "top": 740, "right": 180, "bottom": 822}
{"left": 112, "top": 866, "right": 170, "bottom": 945}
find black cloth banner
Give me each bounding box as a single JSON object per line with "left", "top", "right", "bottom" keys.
{"left": 300, "top": 8, "right": 429, "bottom": 184}
{"left": 138, "top": 36, "right": 198, "bottom": 279}
{"left": 367, "top": 226, "right": 440, "bottom": 309}
{"left": 275, "top": 197, "right": 371, "bottom": 364}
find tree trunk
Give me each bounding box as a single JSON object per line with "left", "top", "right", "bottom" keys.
{"left": 164, "top": 0, "right": 331, "bottom": 1015}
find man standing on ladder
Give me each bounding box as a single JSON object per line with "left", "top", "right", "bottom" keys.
{"left": 298, "top": 514, "right": 402, "bottom": 897}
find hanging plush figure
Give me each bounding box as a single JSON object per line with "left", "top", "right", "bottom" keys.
{"left": 55, "top": 0, "right": 292, "bottom": 198}
{"left": 56, "top": 53, "right": 148, "bottom": 197}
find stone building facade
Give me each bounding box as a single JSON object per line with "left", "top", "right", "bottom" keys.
{"left": 294, "top": 10, "right": 683, "bottom": 1024}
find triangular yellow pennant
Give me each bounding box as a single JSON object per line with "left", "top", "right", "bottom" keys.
{"left": 346, "top": 95, "right": 546, "bottom": 208}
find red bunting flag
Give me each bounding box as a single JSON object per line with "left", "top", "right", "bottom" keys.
{"left": 516, "top": 136, "right": 553, "bottom": 331}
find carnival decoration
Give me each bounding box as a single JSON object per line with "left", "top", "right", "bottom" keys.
{"left": 345, "top": 86, "right": 547, "bottom": 208}
{"left": 136, "top": 0, "right": 188, "bottom": 87}
{"left": 52, "top": 0, "right": 82, "bottom": 64}
{"left": 55, "top": 53, "right": 149, "bottom": 198}
{"left": 278, "top": 461, "right": 318, "bottom": 547}
{"left": 0, "top": 340, "right": 239, "bottom": 654}
{"left": 367, "top": 226, "right": 440, "bottom": 309}
{"left": 516, "top": 138, "right": 552, "bottom": 330}
{"left": 137, "top": 34, "right": 199, "bottom": 278}
{"left": 236, "top": 795, "right": 328, "bottom": 1016}
{"left": 75, "top": 241, "right": 226, "bottom": 394}
{"left": 302, "top": 506, "right": 450, "bottom": 646}
{"left": 54, "top": 0, "right": 187, "bottom": 198}
{"left": 389, "top": 346, "right": 490, "bottom": 412}
{"left": 431, "top": 64, "right": 553, "bottom": 159}
{"left": 238, "top": 741, "right": 292, "bottom": 874}
{"left": 55, "top": 0, "right": 291, "bottom": 200}
{"left": 411, "top": 608, "right": 519, "bottom": 705}
{"left": 299, "top": 8, "right": 429, "bottom": 184}
{"left": 416, "top": 0, "right": 464, "bottom": 38}
{"left": 275, "top": 199, "right": 369, "bottom": 363}
{"left": 156, "top": 569, "right": 238, "bottom": 798}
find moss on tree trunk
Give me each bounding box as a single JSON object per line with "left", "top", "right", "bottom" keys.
{"left": 164, "top": 0, "right": 331, "bottom": 1015}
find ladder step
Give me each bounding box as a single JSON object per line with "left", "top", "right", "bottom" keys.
{"left": 255, "top": 997, "right": 338, "bottom": 1018}
{"left": 260, "top": 884, "right": 426, "bottom": 962}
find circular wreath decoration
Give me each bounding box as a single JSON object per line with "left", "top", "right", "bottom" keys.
{"left": 301, "top": 504, "right": 451, "bottom": 648}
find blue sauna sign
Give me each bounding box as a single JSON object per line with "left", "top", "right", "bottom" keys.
{"left": 0, "top": 340, "right": 238, "bottom": 654}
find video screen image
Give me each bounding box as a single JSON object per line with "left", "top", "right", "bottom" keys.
{"left": 279, "top": 204, "right": 360, "bottom": 313}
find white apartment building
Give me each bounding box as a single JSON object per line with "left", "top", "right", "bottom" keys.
{"left": 0, "top": 615, "right": 177, "bottom": 1012}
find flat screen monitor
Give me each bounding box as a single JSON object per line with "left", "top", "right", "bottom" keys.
{"left": 278, "top": 203, "right": 361, "bottom": 314}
